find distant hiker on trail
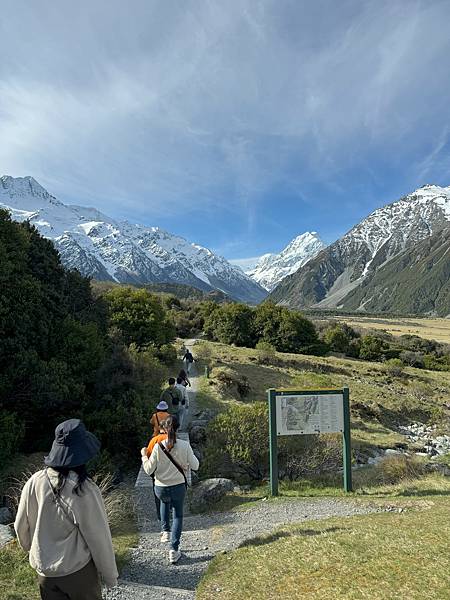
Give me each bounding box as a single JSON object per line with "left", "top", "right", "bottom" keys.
{"left": 182, "top": 349, "right": 194, "bottom": 374}
{"left": 14, "top": 419, "right": 118, "bottom": 600}
{"left": 177, "top": 368, "right": 191, "bottom": 388}
{"left": 160, "top": 377, "right": 183, "bottom": 415}
{"left": 141, "top": 415, "right": 199, "bottom": 564}
{"left": 150, "top": 400, "right": 171, "bottom": 437}
{"left": 175, "top": 376, "right": 189, "bottom": 429}
{"left": 179, "top": 343, "right": 187, "bottom": 358}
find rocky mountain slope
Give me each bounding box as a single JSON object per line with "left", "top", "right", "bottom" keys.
{"left": 248, "top": 232, "right": 325, "bottom": 291}
{"left": 342, "top": 226, "right": 450, "bottom": 316}
{"left": 0, "top": 176, "right": 267, "bottom": 303}
{"left": 270, "top": 184, "right": 450, "bottom": 315}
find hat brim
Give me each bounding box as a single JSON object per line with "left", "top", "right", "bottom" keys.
{"left": 44, "top": 431, "right": 101, "bottom": 468}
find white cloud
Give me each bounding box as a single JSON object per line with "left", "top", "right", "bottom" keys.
{"left": 1, "top": 0, "right": 450, "bottom": 222}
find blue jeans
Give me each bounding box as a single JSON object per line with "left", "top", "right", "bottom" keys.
{"left": 154, "top": 483, "right": 186, "bottom": 551}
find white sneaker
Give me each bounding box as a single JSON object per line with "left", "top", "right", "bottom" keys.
{"left": 169, "top": 549, "right": 181, "bottom": 564}
{"left": 160, "top": 531, "right": 170, "bottom": 543}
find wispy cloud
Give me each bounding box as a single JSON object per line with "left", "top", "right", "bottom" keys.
{"left": 1, "top": 0, "right": 450, "bottom": 251}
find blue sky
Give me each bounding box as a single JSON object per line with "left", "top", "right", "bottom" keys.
{"left": 1, "top": 0, "right": 450, "bottom": 264}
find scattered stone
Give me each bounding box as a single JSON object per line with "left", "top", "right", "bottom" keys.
{"left": 0, "top": 524, "right": 13, "bottom": 548}
{"left": 0, "top": 507, "right": 12, "bottom": 525}
{"left": 189, "top": 426, "right": 207, "bottom": 445}
{"left": 189, "top": 478, "right": 235, "bottom": 511}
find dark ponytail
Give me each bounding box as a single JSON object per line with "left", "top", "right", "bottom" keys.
{"left": 52, "top": 464, "right": 89, "bottom": 495}
{"left": 162, "top": 415, "right": 179, "bottom": 451}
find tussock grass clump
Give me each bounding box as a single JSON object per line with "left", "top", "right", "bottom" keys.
{"left": 374, "top": 454, "right": 426, "bottom": 485}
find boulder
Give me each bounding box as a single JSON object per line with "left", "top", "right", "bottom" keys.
{"left": 0, "top": 507, "right": 12, "bottom": 525}
{"left": 0, "top": 524, "right": 13, "bottom": 549}
{"left": 189, "top": 478, "right": 235, "bottom": 511}
{"left": 189, "top": 426, "right": 207, "bottom": 445}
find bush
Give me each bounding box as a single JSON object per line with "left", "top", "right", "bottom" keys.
{"left": 400, "top": 351, "right": 425, "bottom": 368}
{"left": 104, "top": 287, "right": 175, "bottom": 349}
{"left": 0, "top": 411, "right": 24, "bottom": 465}
{"left": 203, "top": 403, "right": 268, "bottom": 479}
{"left": 359, "top": 335, "right": 386, "bottom": 361}
{"left": 255, "top": 340, "right": 277, "bottom": 364}
{"left": 213, "top": 367, "right": 251, "bottom": 399}
{"left": 282, "top": 434, "right": 342, "bottom": 480}
{"left": 375, "top": 454, "right": 425, "bottom": 484}
{"left": 154, "top": 343, "right": 177, "bottom": 366}
{"left": 384, "top": 358, "right": 405, "bottom": 377}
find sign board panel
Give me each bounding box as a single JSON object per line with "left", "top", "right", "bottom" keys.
{"left": 275, "top": 393, "right": 344, "bottom": 435}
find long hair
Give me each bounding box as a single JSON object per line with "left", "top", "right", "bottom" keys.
{"left": 51, "top": 464, "right": 89, "bottom": 496}
{"left": 161, "top": 415, "right": 179, "bottom": 451}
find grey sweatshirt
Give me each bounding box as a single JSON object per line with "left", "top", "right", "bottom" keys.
{"left": 14, "top": 469, "right": 118, "bottom": 587}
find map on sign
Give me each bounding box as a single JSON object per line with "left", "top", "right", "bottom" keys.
{"left": 276, "top": 393, "right": 344, "bottom": 435}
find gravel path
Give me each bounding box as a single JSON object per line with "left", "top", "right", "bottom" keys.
{"left": 106, "top": 341, "right": 377, "bottom": 599}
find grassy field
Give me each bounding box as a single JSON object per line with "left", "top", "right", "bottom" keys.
{"left": 195, "top": 340, "right": 450, "bottom": 455}
{"left": 314, "top": 315, "right": 450, "bottom": 345}
{"left": 197, "top": 492, "right": 450, "bottom": 600}
{"left": 194, "top": 338, "right": 450, "bottom": 598}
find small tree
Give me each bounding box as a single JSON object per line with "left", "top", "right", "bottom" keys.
{"left": 359, "top": 335, "right": 385, "bottom": 361}
{"left": 104, "top": 287, "right": 175, "bottom": 348}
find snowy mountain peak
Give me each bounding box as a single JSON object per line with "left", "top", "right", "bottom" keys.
{"left": 0, "top": 175, "right": 267, "bottom": 304}
{"left": 269, "top": 182, "right": 450, "bottom": 311}
{"left": 1, "top": 175, "right": 55, "bottom": 202}
{"left": 248, "top": 231, "right": 325, "bottom": 291}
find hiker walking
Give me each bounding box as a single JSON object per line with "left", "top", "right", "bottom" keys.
{"left": 160, "top": 377, "right": 184, "bottom": 416}
{"left": 150, "top": 400, "right": 171, "bottom": 437}
{"left": 14, "top": 419, "right": 118, "bottom": 599}
{"left": 175, "top": 376, "right": 189, "bottom": 430}
{"left": 141, "top": 415, "right": 199, "bottom": 564}
{"left": 182, "top": 349, "right": 194, "bottom": 374}
{"left": 177, "top": 368, "right": 191, "bottom": 388}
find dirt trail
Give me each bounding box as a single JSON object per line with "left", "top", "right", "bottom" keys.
{"left": 105, "top": 341, "right": 377, "bottom": 599}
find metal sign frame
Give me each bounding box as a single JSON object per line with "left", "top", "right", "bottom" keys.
{"left": 268, "top": 387, "right": 352, "bottom": 495}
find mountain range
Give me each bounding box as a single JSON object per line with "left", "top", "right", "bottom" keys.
{"left": 270, "top": 184, "right": 450, "bottom": 317}
{"left": 247, "top": 232, "right": 325, "bottom": 291}
{"left": 0, "top": 176, "right": 266, "bottom": 304}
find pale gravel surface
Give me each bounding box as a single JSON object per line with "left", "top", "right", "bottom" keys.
{"left": 105, "top": 341, "right": 379, "bottom": 599}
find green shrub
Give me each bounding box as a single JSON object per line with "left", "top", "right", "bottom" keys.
{"left": 154, "top": 343, "right": 177, "bottom": 365}
{"left": 104, "top": 287, "right": 175, "bottom": 349}
{"left": 384, "top": 358, "right": 405, "bottom": 377}
{"left": 0, "top": 411, "right": 24, "bottom": 465}
{"left": 359, "top": 335, "right": 386, "bottom": 361}
{"left": 203, "top": 403, "right": 269, "bottom": 479}
{"left": 255, "top": 340, "right": 277, "bottom": 364}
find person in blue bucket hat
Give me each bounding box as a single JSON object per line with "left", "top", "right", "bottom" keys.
{"left": 15, "top": 419, "right": 118, "bottom": 600}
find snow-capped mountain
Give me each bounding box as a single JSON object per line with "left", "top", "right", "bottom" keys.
{"left": 270, "top": 184, "right": 450, "bottom": 313}
{"left": 0, "top": 176, "right": 267, "bottom": 303}
{"left": 248, "top": 232, "right": 325, "bottom": 291}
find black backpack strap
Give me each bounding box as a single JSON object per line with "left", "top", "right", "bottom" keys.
{"left": 158, "top": 443, "right": 187, "bottom": 488}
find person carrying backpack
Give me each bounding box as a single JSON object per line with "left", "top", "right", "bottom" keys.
{"left": 159, "top": 377, "right": 184, "bottom": 416}
{"left": 182, "top": 349, "right": 194, "bottom": 374}
{"left": 150, "top": 401, "right": 171, "bottom": 437}
{"left": 141, "top": 415, "right": 199, "bottom": 564}
{"left": 14, "top": 419, "right": 118, "bottom": 599}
